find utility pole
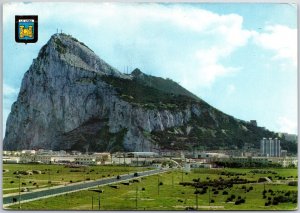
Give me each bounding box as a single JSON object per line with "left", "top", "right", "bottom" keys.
{"left": 98, "top": 191, "right": 100, "bottom": 210}
{"left": 208, "top": 186, "right": 211, "bottom": 206}
{"left": 135, "top": 186, "right": 138, "bottom": 210}
{"left": 18, "top": 174, "right": 21, "bottom": 209}
{"left": 157, "top": 175, "right": 160, "bottom": 195}
{"left": 195, "top": 192, "right": 199, "bottom": 210}
{"left": 48, "top": 169, "right": 51, "bottom": 189}
{"left": 172, "top": 172, "right": 174, "bottom": 188}
{"left": 89, "top": 189, "right": 103, "bottom": 210}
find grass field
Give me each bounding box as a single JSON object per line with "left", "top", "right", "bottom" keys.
{"left": 3, "top": 164, "right": 148, "bottom": 194}
{"left": 4, "top": 165, "right": 298, "bottom": 210}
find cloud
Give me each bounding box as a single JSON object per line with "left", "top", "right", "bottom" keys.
{"left": 3, "top": 2, "right": 253, "bottom": 92}
{"left": 276, "top": 116, "right": 297, "bottom": 134}
{"left": 3, "top": 83, "right": 19, "bottom": 100}
{"left": 254, "top": 25, "right": 297, "bottom": 67}
{"left": 3, "top": 84, "right": 19, "bottom": 135}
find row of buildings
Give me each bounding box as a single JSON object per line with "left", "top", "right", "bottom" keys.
{"left": 3, "top": 150, "right": 297, "bottom": 168}
{"left": 2, "top": 150, "right": 161, "bottom": 166}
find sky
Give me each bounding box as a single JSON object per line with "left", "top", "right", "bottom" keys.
{"left": 2, "top": 2, "right": 298, "bottom": 136}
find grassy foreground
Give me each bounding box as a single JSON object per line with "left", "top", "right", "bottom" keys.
{"left": 3, "top": 164, "right": 148, "bottom": 194}
{"left": 5, "top": 167, "right": 298, "bottom": 210}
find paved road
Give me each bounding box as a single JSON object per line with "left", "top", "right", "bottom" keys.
{"left": 3, "top": 168, "right": 168, "bottom": 206}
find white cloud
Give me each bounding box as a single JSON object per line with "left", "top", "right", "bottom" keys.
{"left": 3, "top": 83, "right": 18, "bottom": 96}
{"left": 254, "top": 25, "right": 297, "bottom": 67}
{"left": 276, "top": 116, "right": 297, "bottom": 134}
{"left": 3, "top": 2, "right": 253, "bottom": 91}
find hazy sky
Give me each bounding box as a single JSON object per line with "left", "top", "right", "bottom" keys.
{"left": 2, "top": 2, "right": 298, "bottom": 135}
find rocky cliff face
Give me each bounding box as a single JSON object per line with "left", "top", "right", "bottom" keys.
{"left": 3, "top": 34, "right": 196, "bottom": 151}
{"left": 3, "top": 34, "right": 278, "bottom": 152}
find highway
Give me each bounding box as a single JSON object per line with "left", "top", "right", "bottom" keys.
{"left": 3, "top": 168, "right": 169, "bottom": 206}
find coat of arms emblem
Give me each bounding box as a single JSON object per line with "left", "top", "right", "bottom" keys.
{"left": 15, "top": 15, "right": 38, "bottom": 43}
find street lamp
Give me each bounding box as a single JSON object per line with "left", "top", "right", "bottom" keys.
{"left": 157, "top": 175, "right": 160, "bottom": 195}
{"left": 17, "top": 174, "right": 21, "bottom": 209}
{"left": 194, "top": 190, "right": 199, "bottom": 210}
{"left": 89, "top": 189, "right": 104, "bottom": 210}
{"left": 135, "top": 185, "right": 138, "bottom": 210}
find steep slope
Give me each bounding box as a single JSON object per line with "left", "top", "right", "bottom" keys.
{"left": 4, "top": 33, "right": 293, "bottom": 153}
{"left": 131, "top": 68, "right": 201, "bottom": 101}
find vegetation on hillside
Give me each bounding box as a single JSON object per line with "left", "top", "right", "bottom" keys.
{"left": 101, "top": 72, "right": 297, "bottom": 154}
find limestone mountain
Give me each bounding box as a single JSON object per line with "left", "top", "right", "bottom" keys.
{"left": 3, "top": 33, "right": 295, "bottom": 154}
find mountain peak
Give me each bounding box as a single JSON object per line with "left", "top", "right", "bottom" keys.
{"left": 131, "top": 68, "right": 143, "bottom": 76}
{"left": 38, "top": 33, "right": 124, "bottom": 77}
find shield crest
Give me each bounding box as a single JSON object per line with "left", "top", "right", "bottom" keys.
{"left": 15, "top": 15, "right": 38, "bottom": 43}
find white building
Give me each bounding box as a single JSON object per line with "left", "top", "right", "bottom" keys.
{"left": 21, "top": 150, "right": 36, "bottom": 155}
{"left": 194, "top": 152, "right": 229, "bottom": 161}
{"left": 260, "top": 138, "right": 281, "bottom": 157}
{"left": 74, "top": 155, "right": 106, "bottom": 165}
{"left": 3, "top": 156, "right": 20, "bottom": 164}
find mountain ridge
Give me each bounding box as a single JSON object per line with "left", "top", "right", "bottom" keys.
{"left": 3, "top": 33, "right": 296, "bottom": 154}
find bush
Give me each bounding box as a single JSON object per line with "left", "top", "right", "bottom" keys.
{"left": 10, "top": 181, "right": 14, "bottom": 184}
{"left": 70, "top": 180, "right": 73, "bottom": 183}
{"left": 159, "top": 182, "right": 163, "bottom": 186}
{"left": 235, "top": 200, "right": 241, "bottom": 205}
{"left": 223, "top": 191, "right": 228, "bottom": 195}
{"left": 288, "top": 181, "right": 297, "bottom": 186}
{"left": 117, "top": 175, "right": 121, "bottom": 179}
{"left": 231, "top": 195, "right": 236, "bottom": 199}
{"left": 210, "top": 199, "right": 215, "bottom": 203}
{"left": 142, "top": 187, "right": 145, "bottom": 191}
{"left": 213, "top": 191, "right": 219, "bottom": 195}
{"left": 134, "top": 172, "right": 139, "bottom": 177}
